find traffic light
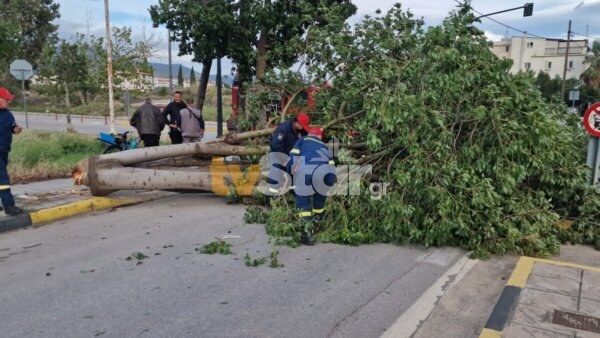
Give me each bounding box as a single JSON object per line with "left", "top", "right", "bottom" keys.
{"left": 523, "top": 3, "right": 534, "bottom": 17}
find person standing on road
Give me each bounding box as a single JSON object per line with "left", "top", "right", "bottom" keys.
{"left": 130, "top": 98, "right": 164, "bottom": 147}
{"left": 161, "top": 91, "right": 187, "bottom": 144}
{"left": 0, "top": 88, "right": 24, "bottom": 215}
{"left": 179, "top": 100, "right": 205, "bottom": 143}
{"left": 267, "top": 113, "right": 311, "bottom": 195}
{"left": 288, "top": 127, "right": 335, "bottom": 245}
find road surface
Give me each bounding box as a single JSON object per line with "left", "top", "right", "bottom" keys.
{"left": 0, "top": 194, "right": 465, "bottom": 338}
{"left": 13, "top": 112, "right": 220, "bottom": 141}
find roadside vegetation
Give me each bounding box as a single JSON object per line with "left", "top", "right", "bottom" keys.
{"left": 9, "top": 130, "right": 102, "bottom": 183}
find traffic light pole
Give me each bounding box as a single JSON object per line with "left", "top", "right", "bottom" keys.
{"left": 216, "top": 58, "right": 223, "bottom": 137}
{"left": 473, "top": 3, "right": 533, "bottom": 21}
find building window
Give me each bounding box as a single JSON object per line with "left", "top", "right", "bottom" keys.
{"left": 524, "top": 62, "right": 531, "bottom": 70}
{"left": 527, "top": 42, "right": 534, "bottom": 48}
{"left": 546, "top": 62, "right": 552, "bottom": 69}
{"left": 505, "top": 45, "right": 510, "bottom": 52}
{"left": 569, "top": 61, "right": 574, "bottom": 69}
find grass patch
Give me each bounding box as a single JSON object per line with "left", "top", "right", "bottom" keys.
{"left": 9, "top": 130, "right": 103, "bottom": 183}
{"left": 201, "top": 105, "right": 233, "bottom": 122}
{"left": 197, "top": 241, "right": 233, "bottom": 255}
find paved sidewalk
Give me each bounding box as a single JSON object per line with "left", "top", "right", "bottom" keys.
{"left": 482, "top": 257, "right": 600, "bottom": 338}
{"left": 0, "top": 179, "right": 173, "bottom": 231}
{"left": 8, "top": 179, "right": 90, "bottom": 215}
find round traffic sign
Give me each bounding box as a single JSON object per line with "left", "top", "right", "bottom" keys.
{"left": 583, "top": 103, "right": 600, "bottom": 137}
{"left": 9, "top": 59, "right": 34, "bottom": 81}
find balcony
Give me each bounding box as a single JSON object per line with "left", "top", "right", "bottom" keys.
{"left": 544, "top": 47, "right": 586, "bottom": 55}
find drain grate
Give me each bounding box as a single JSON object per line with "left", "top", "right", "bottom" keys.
{"left": 552, "top": 309, "right": 600, "bottom": 334}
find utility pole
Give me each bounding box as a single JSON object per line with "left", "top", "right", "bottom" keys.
{"left": 561, "top": 20, "right": 572, "bottom": 101}
{"left": 104, "top": 0, "right": 116, "bottom": 134}
{"left": 168, "top": 29, "right": 173, "bottom": 101}
{"left": 520, "top": 31, "right": 527, "bottom": 72}
{"left": 217, "top": 58, "right": 223, "bottom": 137}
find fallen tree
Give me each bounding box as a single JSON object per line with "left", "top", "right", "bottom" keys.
{"left": 243, "top": 3, "right": 600, "bottom": 256}
{"left": 73, "top": 2, "right": 600, "bottom": 257}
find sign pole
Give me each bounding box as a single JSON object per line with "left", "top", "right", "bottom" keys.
{"left": 583, "top": 102, "right": 600, "bottom": 185}
{"left": 587, "top": 137, "right": 600, "bottom": 184}
{"left": 21, "top": 71, "right": 28, "bottom": 128}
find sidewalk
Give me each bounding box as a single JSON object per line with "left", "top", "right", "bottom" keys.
{"left": 481, "top": 256, "right": 600, "bottom": 338}
{"left": 9, "top": 179, "right": 89, "bottom": 213}
{"left": 0, "top": 179, "right": 173, "bottom": 232}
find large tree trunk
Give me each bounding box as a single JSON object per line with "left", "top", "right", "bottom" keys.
{"left": 86, "top": 160, "right": 218, "bottom": 196}
{"left": 207, "top": 127, "right": 275, "bottom": 145}
{"left": 99, "top": 142, "right": 268, "bottom": 166}
{"left": 256, "top": 29, "right": 268, "bottom": 81}
{"left": 196, "top": 60, "right": 212, "bottom": 110}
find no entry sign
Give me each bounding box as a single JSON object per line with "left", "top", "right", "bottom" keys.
{"left": 583, "top": 103, "right": 600, "bottom": 138}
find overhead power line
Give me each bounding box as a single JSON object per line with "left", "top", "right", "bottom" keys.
{"left": 572, "top": 31, "right": 600, "bottom": 41}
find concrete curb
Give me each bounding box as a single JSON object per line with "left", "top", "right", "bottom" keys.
{"left": 479, "top": 256, "right": 600, "bottom": 338}
{"left": 0, "top": 193, "right": 165, "bottom": 233}
{"left": 381, "top": 254, "right": 477, "bottom": 338}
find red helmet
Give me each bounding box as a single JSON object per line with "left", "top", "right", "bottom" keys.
{"left": 308, "top": 127, "right": 323, "bottom": 138}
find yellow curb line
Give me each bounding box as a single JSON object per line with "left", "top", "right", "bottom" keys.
{"left": 480, "top": 256, "right": 600, "bottom": 337}
{"left": 30, "top": 197, "right": 145, "bottom": 225}
{"left": 479, "top": 328, "right": 502, "bottom": 338}
{"left": 506, "top": 256, "right": 535, "bottom": 288}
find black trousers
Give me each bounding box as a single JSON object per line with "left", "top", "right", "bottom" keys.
{"left": 141, "top": 134, "right": 160, "bottom": 147}
{"left": 168, "top": 128, "right": 183, "bottom": 144}
{"left": 0, "top": 152, "right": 15, "bottom": 208}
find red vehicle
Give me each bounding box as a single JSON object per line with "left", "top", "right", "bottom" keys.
{"left": 227, "top": 81, "right": 322, "bottom": 132}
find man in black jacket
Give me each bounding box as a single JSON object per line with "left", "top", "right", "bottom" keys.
{"left": 161, "top": 91, "right": 187, "bottom": 144}
{"left": 130, "top": 98, "right": 164, "bottom": 147}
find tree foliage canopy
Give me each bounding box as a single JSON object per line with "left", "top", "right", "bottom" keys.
{"left": 252, "top": 3, "right": 600, "bottom": 257}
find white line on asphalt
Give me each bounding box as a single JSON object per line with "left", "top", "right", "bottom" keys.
{"left": 380, "top": 254, "right": 478, "bottom": 338}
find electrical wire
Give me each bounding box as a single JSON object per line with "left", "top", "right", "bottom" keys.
{"left": 572, "top": 31, "right": 600, "bottom": 41}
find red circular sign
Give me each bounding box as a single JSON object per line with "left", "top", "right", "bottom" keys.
{"left": 583, "top": 103, "right": 600, "bottom": 137}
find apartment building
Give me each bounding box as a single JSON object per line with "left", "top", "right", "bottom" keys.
{"left": 492, "top": 37, "right": 589, "bottom": 79}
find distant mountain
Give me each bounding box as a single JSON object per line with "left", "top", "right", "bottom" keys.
{"left": 150, "top": 62, "right": 233, "bottom": 86}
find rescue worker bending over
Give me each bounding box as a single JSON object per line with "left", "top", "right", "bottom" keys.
{"left": 288, "top": 127, "right": 335, "bottom": 245}
{"left": 267, "top": 113, "right": 310, "bottom": 195}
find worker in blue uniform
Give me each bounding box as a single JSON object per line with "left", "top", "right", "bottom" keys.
{"left": 267, "top": 113, "right": 311, "bottom": 195}
{"left": 288, "top": 127, "right": 336, "bottom": 245}
{"left": 0, "top": 88, "right": 24, "bottom": 215}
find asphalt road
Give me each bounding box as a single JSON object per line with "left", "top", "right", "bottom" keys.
{"left": 13, "top": 112, "right": 219, "bottom": 140}
{"left": 0, "top": 194, "right": 465, "bottom": 338}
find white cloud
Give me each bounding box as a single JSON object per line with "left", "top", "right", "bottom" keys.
{"left": 484, "top": 31, "right": 506, "bottom": 42}
{"left": 52, "top": 0, "right": 600, "bottom": 74}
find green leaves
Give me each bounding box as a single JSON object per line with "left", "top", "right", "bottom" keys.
{"left": 198, "top": 241, "right": 233, "bottom": 255}
{"left": 246, "top": 2, "right": 600, "bottom": 257}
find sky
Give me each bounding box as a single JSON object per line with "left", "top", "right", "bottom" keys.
{"left": 54, "top": 0, "right": 600, "bottom": 75}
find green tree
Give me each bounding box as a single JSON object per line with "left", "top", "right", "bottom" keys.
{"left": 177, "top": 64, "right": 184, "bottom": 87}
{"left": 38, "top": 39, "right": 90, "bottom": 131}
{"left": 258, "top": 2, "right": 600, "bottom": 256}
{"left": 0, "top": 0, "right": 60, "bottom": 72}
{"left": 582, "top": 40, "right": 600, "bottom": 89}
{"left": 149, "top": 0, "right": 356, "bottom": 115}
{"left": 535, "top": 71, "right": 561, "bottom": 102}
{"left": 190, "top": 66, "right": 196, "bottom": 86}
{"left": 150, "top": 0, "right": 234, "bottom": 111}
